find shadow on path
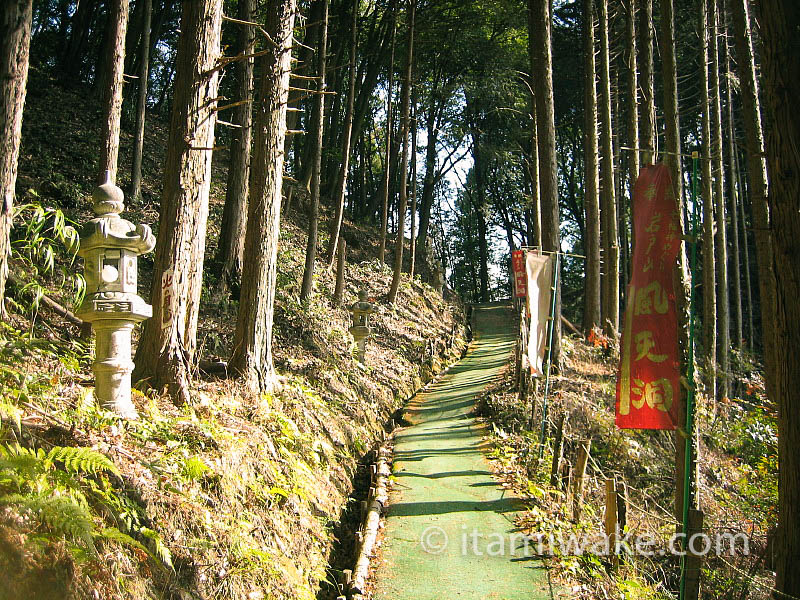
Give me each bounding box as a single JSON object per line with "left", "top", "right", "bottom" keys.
{"left": 371, "top": 304, "right": 560, "bottom": 600}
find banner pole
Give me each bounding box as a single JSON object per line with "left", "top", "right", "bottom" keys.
{"left": 538, "top": 252, "right": 560, "bottom": 459}
{"left": 680, "top": 151, "right": 700, "bottom": 600}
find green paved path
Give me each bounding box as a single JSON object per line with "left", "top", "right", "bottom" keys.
{"left": 371, "top": 304, "right": 557, "bottom": 600}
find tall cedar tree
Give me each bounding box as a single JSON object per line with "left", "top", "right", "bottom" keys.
{"left": 709, "top": 0, "right": 729, "bottom": 401}
{"left": 230, "top": 0, "right": 297, "bottom": 392}
{"left": 637, "top": 0, "right": 655, "bottom": 163}
{"left": 757, "top": 0, "right": 800, "bottom": 594}
{"left": 624, "top": 0, "right": 639, "bottom": 207}
{"left": 378, "top": 0, "right": 397, "bottom": 264}
{"left": 730, "top": 0, "right": 777, "bottom": 397}
{"left": 133, "top": 0, "right": 223, "bottom": 404}
{"left": 326, "top": 0, "right": 358, "bottom": 267}
{"left": 0, "top": 0, "right": 33, "bottom": 318}
{"left": 468, "top": 103, "right": 490, "bottom": 302}
{"left": 582, "top": 0, "right": 601, "bottom": 332}
{"left": 526, "top": 6, "right": 541, "bottom": 250}
{"left": 387, "top": 0, "right": 415, "bottom": 304}
{"left": 300, "top": 0, "right": 329, "bottom": 301}
{"left": 658, "top": 0, "right": 694, "bottom": 523}
{"left": 129, "top": 0, "right": 152, "bottom": 202}
{"left": 598, "top": 0, "right": 618, "bottom": 336}
{"left": 700, "top": 0, "right": 717, "bottom": 402}
{"left": 97, "top": 0, "right": 129, "bottom": 184}
{"left": 216, "top": 0, "right": 256, "bottom": 292}
{"left": 409, "top": 95, "right": 418, "bottom": 276}
{"left": 529, "top": 0, "right": 561, "bottom": 364}
{"left": 723, "top": 12, "right": 743, "bottom": 350}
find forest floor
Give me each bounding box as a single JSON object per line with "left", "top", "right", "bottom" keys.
{"left": 370, "top": 304, "right": 559, "bottom": 600}
{"left": 476, "top": 329, "right": 777, "bottom": 600}
{"left": 1, "top": 69, "right": 469, "bottom": 600}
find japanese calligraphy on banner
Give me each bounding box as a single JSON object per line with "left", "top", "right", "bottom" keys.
{"left": 616, "top": 164, "right": 682, "bottom": 429}
{"left": 526, "top": 252, "right": 555, "bottom": 377}
{"left": 512, "top": 250, "right": 527, "bottom": 298}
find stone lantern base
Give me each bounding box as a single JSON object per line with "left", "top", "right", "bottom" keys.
{"left": 349, "top": 325, "right": 372, "bottom": 363}
{"left": 92, "top": 319, "right": 139, "bottom": 419}
{"left": 78, "top": 293, "right": 152, "bottom": 419}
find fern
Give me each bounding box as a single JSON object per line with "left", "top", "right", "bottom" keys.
{"left": 0, "top": 441, "right": 174, "bottom": 571}
{"left": 47, "top": 446, "right": 121, "bottom": 477}
{"left": 0, "top": 444, "right": 48, "bottom": 481}
{"left": 139, "top": 527, "right": 174, "bottom": 570}
{"left": 1, "top": 493, "right": 96, "bottom": 552}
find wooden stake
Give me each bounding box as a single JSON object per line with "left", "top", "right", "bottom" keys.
{"left": 604, "top": 477, "right": 618, "bottom": 569}
{"left": 572, "top": 440, "right": 591, "bottom": 522}
{"left": 528, "top": 378, "right": 540, "bottom": 430}
{"left": 684, "top": 509, "right": 704, "bottom": 600}
{"left": 616, "top": 476, "right": 627, "bottom": 533}
{"left": 550, "top": 413, "right": 567, "bottom": 488}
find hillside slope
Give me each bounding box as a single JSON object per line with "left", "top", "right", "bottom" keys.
{"left": 0, "top": 69, "right": 467, "bottom": 600}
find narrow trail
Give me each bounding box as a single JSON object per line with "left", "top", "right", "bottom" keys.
{"left": 371, "top": 304, "right": 558, "bottom": 599}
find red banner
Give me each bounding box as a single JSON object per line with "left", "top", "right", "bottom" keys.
{"left": 616, "top": 164, "right": 682, "bottom": 429}
{"left": 512, "top": 250, "right": 527, "bottom": 298}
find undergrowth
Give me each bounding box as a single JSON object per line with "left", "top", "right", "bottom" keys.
{"left": 479, "top": 331, "right": 775, "bottom": 600}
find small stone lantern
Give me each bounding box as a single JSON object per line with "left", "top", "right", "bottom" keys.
{"left": 348, "top": 289, "right": 375, "bottom": 363}
{"left": 432, "top": 261, "right": 445, "bottom": 296}
{"left": 77, "top": 172, "right": 155, "bottom": 418}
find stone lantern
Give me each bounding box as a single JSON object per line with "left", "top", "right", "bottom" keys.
{"left": 77, "top": 171, "right": 155, "bottom": 418}
{"left": 348, "top": 289, "right": 375, "bottom": 363}
{"left": 432, "top": 261, "right": 445, "bottom": 296}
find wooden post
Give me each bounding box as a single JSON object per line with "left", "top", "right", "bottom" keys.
{"left": 528, "top": 378, "right": 540, "bottom": 430}
{"left": 572, "top": 440, "right": 591, "bottom": 521}
{"left": 684, "top": 509, "right": 704, "bottom": 600}
{"left": 550, "top": 412, "right": 567, "bottom": 488}
{"left": 562, "top": 462, "right": 572, "bottom": 501}
{"left": 333, "top": 238, "right": 346, "bottom": 306}
{"left": 604, "top": 477, "right": 619, "bottom": 569}
{"left": 616, "top": 476, "right": 627, "bottom": 535}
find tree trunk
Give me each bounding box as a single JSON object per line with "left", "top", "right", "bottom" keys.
{"left": 98, "top": 0, "right": 130, "bottom": 185}
{"left": 387, "top": 0, "right": 415, "bottom": 305}
{"left": 229, "top": 0, "right": 297, "bottom": 393}
{"left": 723, "top": 5, "right": 743, "bottom": 349}
{"left": 526, "top": 8, "right": 541, "bottom": 250}
{"left": 378, "top": 0, "right": 397, "bottom": 264}
{"left": 133, "top": 0, "right": 223, "bottom": 404}
{"left": 326, "top": 0, "right": 358, "bottom": 267}
{"left": 700, "top": 0, "right": 717, "bottom": 402}
{"left": 736, "top": 149, "right": 754, "bottom": 348}
{"left": 582, "top": 0, "right": 601, "bottom": 332}
{"left": 757, "top": 0, "right": 800, "bottom": 595}
{"left": 624, "top": 0, "right": 639, "bottom": 191}
{"left": 415, "top": 85, "right": 441, "bottom": 267}
{"left": 409, "top": 93, "right": 418, "bottom": 276}
{"left": 470, "top": 114, "right": 490, "bottom": 302}
{"left": 129, "top": 0, "right": 152, "bottom": 203}
{"left": 63, "top": 0, "right": 96, "bottom": 80}
{"left": 730, "top": 0, "right": 776, "bottom": 391}
{"left": 123, "top": 0, "right": 144, "bottom": 75}
{"left": 215, "top": 0, "right": 256, "bottom": 292}
{"left": 300, "top": 0, "right": 329, "bottom": 301}
{"left": 598, "top": 0, "right": 618, "bottom": 336}
{"left": 0, "top": 0, "right": 32, "bottom": 319}
{"left": 637, "top": 0, "right": 655, "bottom": 164}
{"left": 529, "top": 0, "right": 561, "bottom": 364}
{"left": 659, "top": 0, "right": 694, "bottom": 524}
{"left": 710, "top": 0, "right": 729, "bottom": 401}
{"left": 284, "top": 0, "right": 322, "bottom": 179}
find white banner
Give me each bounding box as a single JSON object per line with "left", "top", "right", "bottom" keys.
{"left": 526, "top": 252, "right": 555, "bottom": 377}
